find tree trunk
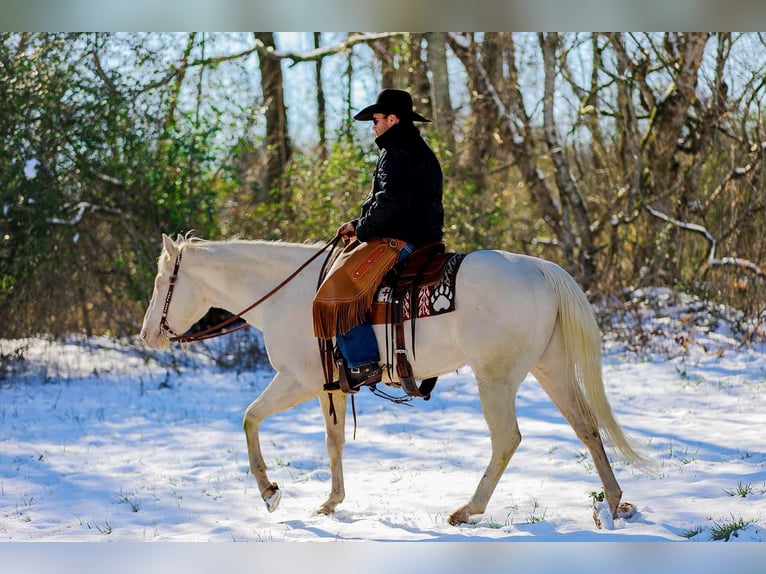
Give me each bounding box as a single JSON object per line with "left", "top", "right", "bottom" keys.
{"left": 253, "top": 32, "right": 292, "bottom": 202}
{"left": 640, "top": 32, "right": 710, "bottom": 281}
{"left": 426, "top": 32, "right": 456, "bottom": 158}
{"left": 407, "top": 34, "right": 431, "bottom": 117}
{"left": 464, "top": 33, "right": 503, "bottom": 192}
{"left": 540, "top": 32, "right": 596, "bottom": 288}
{"left": 373, "top": 35, "right": 397, "bottom": 88}
{"left": 342, "top": 38, "right": 353, "bottom": 142}
{"left": 314, "top": 32, "right": 327, "bottom": 160}
{"left": 449, "top": 33, "right": 570, "bottom": 268}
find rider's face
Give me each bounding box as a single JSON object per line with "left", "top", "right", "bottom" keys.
{"left": 372, "top": 113, "right": 398, "bottom": 137}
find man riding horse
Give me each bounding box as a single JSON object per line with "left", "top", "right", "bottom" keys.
{"left": 313, "top": 89, "right": 444, "bottom": 390}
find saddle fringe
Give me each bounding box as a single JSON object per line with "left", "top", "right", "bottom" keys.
{"left": 312, "top": 292, "right": 376, "bottom": 340}
{"left": 313, "top": 238, "right": 405, "bottom": 340}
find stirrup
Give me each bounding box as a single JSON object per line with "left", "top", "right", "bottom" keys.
{"left": 347, "top": 363, "right": 383, "bottom": 389}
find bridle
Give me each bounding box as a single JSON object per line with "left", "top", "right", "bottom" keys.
{"left": 158, "top": 236, "right": 341, "bottom": 344}
{"left": 158, "top": 246, "right": 188, "bottom": 342}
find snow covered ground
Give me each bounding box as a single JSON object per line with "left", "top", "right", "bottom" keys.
{"left": 1, "top": 289, "right": 765, "bottom": 566}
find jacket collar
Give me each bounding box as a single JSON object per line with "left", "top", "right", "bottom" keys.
{"left": 375, "top": 122, "right": 420, "bottom": 150}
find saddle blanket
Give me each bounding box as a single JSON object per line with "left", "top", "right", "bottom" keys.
{"left": 368, "top": 253, "right": 466, "bottom": 324}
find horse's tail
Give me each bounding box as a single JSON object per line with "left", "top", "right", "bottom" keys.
{"left": 536, "top": 260, "right": 650, "bottom": 469}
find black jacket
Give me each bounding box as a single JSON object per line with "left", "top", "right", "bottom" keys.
{"left": 353, "top": 122, "right": 443, "bottom": 248}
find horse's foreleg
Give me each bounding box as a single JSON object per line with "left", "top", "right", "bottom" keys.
{"left": 448, "top": 373, "right": 523, "bottom": 526}
{"left": 242, "top": 373, "right": 316, "bottom": 513}
{"left": 316, "top": 391, "right": 347, "bottom": 515}
{"left": 243, "top": 417, "right": 282, "bottom": 512}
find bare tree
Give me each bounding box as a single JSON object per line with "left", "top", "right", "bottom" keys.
{"left": 407, "top": 34, "right": 431, "bottom": 117}
{"left": 449, "top": 33, "right": 578, "bottom": 279}
{"left": 451, "top": 33, "right": 502, "bottom": 194}
{"left": 314, "top": 32, "right": 327, "bottom": 160}
{"left": 426, "top": 32, "right": 456, "bottom": 158}
{"left": 253, "top": 32, "right": 292, "bottom": 202}
{"left": 540, "top": 32, "right": 596, "bottom": 287}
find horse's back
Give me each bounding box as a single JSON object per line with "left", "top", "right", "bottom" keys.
{"left": 451, "top": 250, "right": 560, "bottom": 363}
{"left": 457, "top": 249, "right": 558, "bottom": 307}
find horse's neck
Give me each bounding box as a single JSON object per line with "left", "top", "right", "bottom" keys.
{"left": 183, "top": 240, "right": 318, "bottom": 317}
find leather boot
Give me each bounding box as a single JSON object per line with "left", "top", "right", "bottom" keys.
{"left": 347, "top": 362, "right": 382, "bottom": 389}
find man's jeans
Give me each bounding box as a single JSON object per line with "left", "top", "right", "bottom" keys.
{"left": 336, "top": 243, "right": 413, "bottom": 368}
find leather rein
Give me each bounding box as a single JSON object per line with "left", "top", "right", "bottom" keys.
{"left": 159, "top": 236, "right": 341, "bottom": 344}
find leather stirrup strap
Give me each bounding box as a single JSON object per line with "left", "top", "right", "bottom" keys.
{"left": 392, "top": 310, "right": 437, "bottom": 400}
{"left": 394, "top": 318, "right": 422, "bottom": 398}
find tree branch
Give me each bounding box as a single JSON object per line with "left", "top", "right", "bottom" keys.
{"left": 645, "top": 204, "right": 765, "bottom": 277}
{"left": 704, "top": 141, "right": 766, "bottom": 210}
{"left": 187, "top": 32, "right": 407, "bottom": 69}
{"left": 47, "top": 202, "right": 131, "bottom": 226}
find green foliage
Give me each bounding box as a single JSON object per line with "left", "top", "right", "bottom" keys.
{"left": 0, "top": 34, "right": 222, "bottom": 337}
{"left": 680, "top": 525, "right": 704, "bottom": 539}
{"left": 589, "top": 490, "right": 605, "bottom": 503}
{"left": 709, "top": 516, "right": 752, "bottom": 541}
{"left": 240, "top": 129, "right": 527, "bottom": 257}
{"left": 233, "top": 138, "right": 372, "bottom": 242}
{"left": 723, "top": 481, "right": 754, "bottom": 498}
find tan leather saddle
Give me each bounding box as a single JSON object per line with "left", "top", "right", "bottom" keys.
{"left": 322, "top": 242, "right": 466, "bottom": 400}
{"left": 377, "top": 242, "right": 465, "bottom": 399}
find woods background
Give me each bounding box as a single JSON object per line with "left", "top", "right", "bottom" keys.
{"left": 1, "top": 32, "right": 764, "bottom": 340}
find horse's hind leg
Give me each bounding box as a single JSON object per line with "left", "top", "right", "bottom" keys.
{"left": 316, "top": 391, "right": 347, "bottom": 515}
{"left": 533, "top": 347, "right": 623, "bottom": 518}
{"left": 448, "top": 367, "right": 524, "bottom": 526}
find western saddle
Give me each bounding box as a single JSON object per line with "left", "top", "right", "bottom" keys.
{"left": 321, "top": 241, "right": 464, "bottom": 401}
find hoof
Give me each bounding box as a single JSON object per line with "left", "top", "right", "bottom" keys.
{"left": 448, "top": 507, "right": 471, "bottom": 526}
{"left": 593, "top": 501, "right": 636, "bottom": 529}
{"left": 262, "top": 483, "right": 281, "bottom": 513}
{"left": 316, "top": 502, "right": 335, "bottom": 515}
{"left": 616, "top": 502, "right": 636, "bottom": 520}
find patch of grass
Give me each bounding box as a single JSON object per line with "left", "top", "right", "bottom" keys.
{"left": 80, "top": 518, "right": 114, "bottom": 535}
{"left": 680, "top": 525, "right": 705, "bottom": 539}
{"left": 575, "top": 449, "right": 593, "bottom": 472}
{"left": 679, "top": 447, "right": 698, "bottom": 465}
{"left": 710, "top": 515, "right": 751, "bottom": 541}
{"left": 675, "top": 364, "right": 703, "bottom": 388}
{"left": 666, "top": 441, "right": 698, "bottom": 466}
{"left": 723, "top": 481, "right": 754, "bottom": 498}
{"left": 483, "top": 518, "right": 504, "bottom": 529}
{"left": 526, "top": 498, "right": 547, "bottom": 524}
{"left": 117, "top": 490, "right": 141, "bottom": 512}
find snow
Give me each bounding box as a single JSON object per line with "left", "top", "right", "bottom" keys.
{"left": 1, "top": 290, "right": 765, "bottom": 567}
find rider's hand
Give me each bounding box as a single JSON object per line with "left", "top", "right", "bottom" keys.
{"left": 336, "top": 221, "right": 356, "bottom": 244}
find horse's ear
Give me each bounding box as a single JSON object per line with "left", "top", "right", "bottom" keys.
{"left": 162, "top": 233, "right": 177, "bottom": 255}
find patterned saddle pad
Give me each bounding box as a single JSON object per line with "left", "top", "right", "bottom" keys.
{"left": 367, "top": 252, "right": 466, "bottom": 324}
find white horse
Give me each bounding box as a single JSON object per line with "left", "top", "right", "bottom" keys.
{"left": 140, "top": 233, "right": 646, "bottom": 526}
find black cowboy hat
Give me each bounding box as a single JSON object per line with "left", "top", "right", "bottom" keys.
{"left": 353, "top": 88, "right": 431, "bottom": 122}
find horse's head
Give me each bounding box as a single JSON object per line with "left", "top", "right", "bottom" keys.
{"left": 140, "top": 233, "right": 207, "bottom": 349}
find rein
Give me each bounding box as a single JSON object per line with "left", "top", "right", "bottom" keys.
{"left": 160, "top": 236, "right": 341, "bottom": 344}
